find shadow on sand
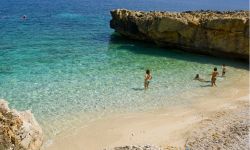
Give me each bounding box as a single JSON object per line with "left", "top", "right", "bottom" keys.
{"left": 200, "top": 84, "right": 212, "bottom": 88}
{"left": 132, "top": 88, "right": 144, "bottom": 91}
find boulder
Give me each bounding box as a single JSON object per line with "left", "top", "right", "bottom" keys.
{"left": 0, "top": 99, "right": 43, "bottom": 150}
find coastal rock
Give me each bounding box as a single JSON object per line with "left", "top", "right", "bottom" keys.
{"left": 110, "top": 9, "right": 249, "bottom": 60}
{"left": 0, "top": 99, "right": 43, "bottom": 150}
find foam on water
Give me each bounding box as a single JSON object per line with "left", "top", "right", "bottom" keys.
{"left": 0, "top": 0, "right": 248, "bottom": 139}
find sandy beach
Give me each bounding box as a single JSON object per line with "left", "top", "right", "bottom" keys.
{"left": 43, "top": 72, "right": 249, "bottom": 150}
{"left": 1, "top": 1, "right": 249, "bottom": 150}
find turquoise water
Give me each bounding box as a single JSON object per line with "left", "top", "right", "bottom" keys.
{"left": 0, "top": 0, "right": 249, "bottom": 137}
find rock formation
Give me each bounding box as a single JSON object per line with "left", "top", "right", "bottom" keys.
{"left": 110, "top": 9, "right": 249, "bottom": 60}
{"left": 0, "top": 99, "right": 43, "bottom": 150}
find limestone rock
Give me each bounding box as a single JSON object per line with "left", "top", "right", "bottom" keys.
{"left": 0, "top": 99, "right": 43, "bottom": 150}
{"left": 110, "top": 9, "right": 249, "bottom": 60}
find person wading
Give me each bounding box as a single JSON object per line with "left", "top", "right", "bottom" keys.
{"left": 144, "top": 69, "right": 152, "bottom": 90}
{"left": 211, "top": 67, "right": 219, "bottom": 87}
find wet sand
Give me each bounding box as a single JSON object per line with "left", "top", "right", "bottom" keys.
{"left": 44, "top": 73, "right": 249, "bottom": 150}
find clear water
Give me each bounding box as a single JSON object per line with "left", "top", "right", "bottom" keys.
{"left": 0, "top": 0, "right": 249, "bottom": 138}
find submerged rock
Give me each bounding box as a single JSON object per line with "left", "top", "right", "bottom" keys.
{"left": 0, "top": 99, "right": 43, "bottom": 150}
{"left": 110, "top": 9, "right": 249, "bottom": 60}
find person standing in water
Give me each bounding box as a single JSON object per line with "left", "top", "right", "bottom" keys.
{"left": 211, "top": 67, "right": 219, "bottom": 87}
{"left": 144, "top": 69, "right": 152, "bottom": 90}
{"left": 222, "top": 64, "right": 226, "bottom": 77}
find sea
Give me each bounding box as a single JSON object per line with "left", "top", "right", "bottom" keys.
{"left": 0, "top": 0, "right": 249, "bottom": 140}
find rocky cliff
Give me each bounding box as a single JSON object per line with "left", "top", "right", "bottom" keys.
{"left": 0, "top": 99, "right": 43, "bottom": 150}
{"left": 110, "top": 9, "right": 249, "bottom": 60}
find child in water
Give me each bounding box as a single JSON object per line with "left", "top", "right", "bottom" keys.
{"left": 144, "top": 69, "right": 152, "bottom": 89}
{"left": 222, "top": 64, "right": 226, "bottom": 77}
{"left": 211, "top": 67, "right": 219, "bottom": 87}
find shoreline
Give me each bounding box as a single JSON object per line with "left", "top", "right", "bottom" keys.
{"left": 43, "top": 71, "right": 249, "bottom": 150}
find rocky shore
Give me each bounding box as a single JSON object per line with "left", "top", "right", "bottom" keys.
{"left": 0, "top": 99, "right": 43, "bottom": 150}
{"left": 110, "top": 9, "right": 249, "bottom": 60}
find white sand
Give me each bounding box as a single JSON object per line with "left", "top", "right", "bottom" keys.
{"left": 44, "top": 73, "right": 249, "bottom": 150}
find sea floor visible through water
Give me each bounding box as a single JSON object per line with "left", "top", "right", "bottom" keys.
{"left": 0, "top": 0, "right": 249, "bottom": 145}
{"left": 2, "top": 35, "right": 249, "bottom": 140}
{"left": 43, "top": 69, "right": 249, "bottom": 150}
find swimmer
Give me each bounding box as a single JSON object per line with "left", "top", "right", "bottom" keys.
{"left": 144, "top": 69, "right": 152, "bottom": 90}
{"left": 21, "top": 15, "right": 27, "bottom": 20}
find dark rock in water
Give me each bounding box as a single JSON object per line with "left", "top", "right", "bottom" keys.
{"left": 110, "top": 9, "right": 249, "bottom": 61}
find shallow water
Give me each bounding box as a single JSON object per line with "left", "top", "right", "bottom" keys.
{"left": 0, "top": 0, "right": 249, "bottom": 138}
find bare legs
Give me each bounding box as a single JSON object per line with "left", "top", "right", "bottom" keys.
{"left": 211, "top": 78, "right": 217, "bottom": 87}
{"left": 144, "top": 81, "right": 149, "bottom": 90}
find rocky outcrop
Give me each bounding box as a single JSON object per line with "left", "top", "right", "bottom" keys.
{"left": 0, "top": 99, "right": 43, "bottom": 150}
{"left": 110, "top": 9, "right": 249, "bottom": 60}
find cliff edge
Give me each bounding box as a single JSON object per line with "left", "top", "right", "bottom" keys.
{"left": 110, "top": 9, "right": 249, "bottom": 60}
{"left": 0, "top": 99, "right": 43, "bottom": 150}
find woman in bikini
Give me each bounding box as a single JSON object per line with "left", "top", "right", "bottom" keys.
{"left": 211, "top": 67, "right": 219, "bottom": 87}
{"left": 144, "top": 69, "right": 152, "bottom": 90}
